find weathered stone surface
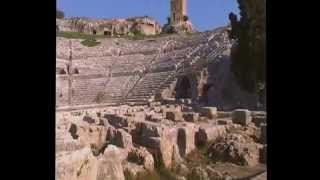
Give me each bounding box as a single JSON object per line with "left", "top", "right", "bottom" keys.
{"left": 172, "top": 144, "right": 183, "bottom": 165}
{"left": 207, "top": 134, "right": 260, "bottom": 166}
{"left": 166, "top": 111, "right": 184, "bottom": 122}
{"left": 177, "top": 123, "right": 197, "bottom": 157}
{"left": 232, "top": 109, "right": 252, "bottom": 126}
{"left": 104, "top": 114, "right": 130, "bottom": 128}
{"left": 175, "top": 163, "right": 189, "bottom": 176}
{"left": 128, "top": 147, "right": 154, "bottom": 171}
{"left": 83, "top": 115, "right": 96, "bottom": 124}
{"left": 123, "top": 162, "right": 146, "bottom": 178}
{"left": 206, "top": 166, "right": 225, "bottom": 180}
{"left": 217, "top": 111, "right": 232, "bottom": 118}
{"left": 114, "top": 129, "right": 133, "bottom": 149}
{"left": 106, "top": 125, "right": 117, "bottom": 143}
{"left": 96, "top": 145, "right": 125, "bottom": 180}
{"left": 56, "top": 147, "right": 98, "bottom": 180}
{"left": 56, "top": 137, "right": 84, "bottom": 152}
{"left": 198, "top": 107, "right": 217, "bottom": 119}
{"left": 69, "top": 123, "right": 107, "bottom": 149}
{"left": 133, "top": 121, "right": 163, "bottom": 138}
{"left": 189, "top": 166, "right": 209, "bottom": 180}
{"left": 195, "top": 125, "right": 227, "bottom": 146}
{"left": 134, "top": 111, "right": 146, "bottom": 121}
{"left": 183, "top": 112, "right": 199, "bottom": 122}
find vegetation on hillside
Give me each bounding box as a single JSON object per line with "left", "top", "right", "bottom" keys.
{"left": 80, "top": 38, "right": 101, "bottom": 47}
{"left": 56, "top": 9, "right": 65, "bottom": 19}
{"left": 229, "top": 0, "right": 266, "bottom": 93}
{"left": 183, "top": 15, "right": 189, "bottom": 22}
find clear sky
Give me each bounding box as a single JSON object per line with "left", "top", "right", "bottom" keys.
{"left": 57, "top": 0, "right": 240, "bottom": 32}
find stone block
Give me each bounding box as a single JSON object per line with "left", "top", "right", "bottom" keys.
{"left": 183, "top": 112, "right": 199, "bottom": 122}
{"left": 198, "top": 107, "right": 217, "bottom": 119}
{"left": 232, "top": 109, "right": 252, "bottom": 126}
{"left": 114, "top": 129, "right": 133, "bottom": 149}
{"left": 134, "top": 111, "right": 146, "bottom": 121}
{"left": 177, "top": 123, "right": 197, "bottom": 157}
{"left": 166, "top": 111, "right": 184, "bottom": 122}
{"left": 195, "top": 125, "right": 226, "bottom": 146}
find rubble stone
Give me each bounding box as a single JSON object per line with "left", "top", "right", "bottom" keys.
{"left": 197, "top": 107, "right": 217, "bottom": 119}
{"left": 114, "top": 129, "right": 133, "bottom": 149}
{"left": 166, "top": 111, "right": 184, "bottom": 122}
{"left": 183, "top": 112, "right": 199, "bottom": 122}
{"left": 232, "top": 109, "right": 252, "bottom": 126}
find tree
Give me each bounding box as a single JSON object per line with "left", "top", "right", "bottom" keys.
{"left": 183, "top": 15, "right": 189, "bottom": 22}
{"left": 57, "top": 9, "right": 65, "bottom": 19}
{"left": 167, "top": 16, "right": 171, "bottom": 24}
{"left": 229, "top": 0, "right": 266, "bottom": 93}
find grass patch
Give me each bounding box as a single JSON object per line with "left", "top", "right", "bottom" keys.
{"left": 81, "top": 38, "right": 101, "bottom": 47}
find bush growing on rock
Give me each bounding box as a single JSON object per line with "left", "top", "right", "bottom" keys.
{"left": 57, "top": 9, "right": 64, "bottom": 19}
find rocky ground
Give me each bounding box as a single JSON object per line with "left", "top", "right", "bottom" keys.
{"left": 56, "top": 100, "right": 267, "bottom": 180}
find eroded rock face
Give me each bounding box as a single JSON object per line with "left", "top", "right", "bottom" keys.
{"left": 197, "top": 107, "right": 217, "bottom": 119}
{"left": 57, "top": 106, "right": 267, "bottom": 180}
{"left": 166, "top": 110, "right": 184, "bottom": 122}
{"left": 128, "top": 147, "right": 154, "bottom": 171}
{"left": 96, "top": 145, "right": 125, "bottom": 180}
{"left": 104, "top": 114, "right": 131, "bottom": 129}
{"left": 114, "top": 129, "right": 133, "bottom": 149}
{"left": 189, "top": 166, "right": 209, "bottom": 180}
{"left": 207, "top": 134, "right": 260, "bottom": 166}
{"left": 196, "top": 125, "right": 227, "bottom": 147}
{"left": 177, "top": 123, "right": 197, "bottom": 157}
{"left": 232, "top": 109, "right": 252, "bottom": 126}
{"left": 69, "top": 122, "right": 107, "bottom": 150}
{"left": 56, "top": 148, "right": 98, "bottom": 180}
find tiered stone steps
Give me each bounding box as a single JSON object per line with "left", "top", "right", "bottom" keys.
{"left": 71, "top": 76, "right": 106, "bottom": 105}
{"left": 125, "top": 71, "right": 175, "bottom": 103}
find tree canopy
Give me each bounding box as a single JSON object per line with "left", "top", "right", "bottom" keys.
{"left": 57, "top": 9, "right": 65, "bottom": 19}
{"left": 229, "top": 0, "right": 266, "bottom": 93}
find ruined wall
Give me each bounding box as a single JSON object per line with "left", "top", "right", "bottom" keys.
{"left": 56, "top": 16, "right": 161, "bottom": 36}
{"left": 137, "top": 24, "right": 156, "bottom": 35}
{"left": 56, "top": 75, "right": 69, "bottom": 107}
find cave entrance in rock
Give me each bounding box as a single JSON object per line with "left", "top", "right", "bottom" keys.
{"left": 176, "top": 76, "right": 191, "bottom": 99}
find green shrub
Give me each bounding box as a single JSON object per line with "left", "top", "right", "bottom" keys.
{"left": 57, "top": 9, "right": 64, "bottom": 19}
{"left": 183, "top": 15, "right": 189, "bottom": 22}
{"left": 81, "top": 38, "right": 101, "bottom": 47}
{"left": 229, "top": 0, "right": 266, "bottom": 93}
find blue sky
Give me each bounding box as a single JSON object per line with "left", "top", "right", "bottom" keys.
{"left": 57, "top": 0, "right": 239, "bottom": 32}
